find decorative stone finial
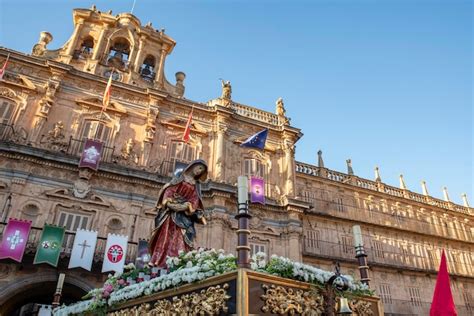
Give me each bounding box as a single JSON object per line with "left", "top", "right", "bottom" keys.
{"left": 90, "top": 4, "right": 97, "bottom": 11}
{"left": 374, "top": 166, "right": 381, "bottom": 182}
{"left": 317, "top": 150, "right": 324, "bottom": 168}
{"left": 346, "top": 159, "right": 354, "bottom": 175}
{"left": 421, "top": 180, "right": 429, "bottom": 196}
{"left": 399, "top": 174, "right": 407, "bottom": 190}
{"left": 461, "top": 193, "right": 470, "bottom": 207}
{"left": 276, "top": 97, "right": 286, "bottom": 116}
{"left": 442, "top": 187, "right": 450, "bottom": 202}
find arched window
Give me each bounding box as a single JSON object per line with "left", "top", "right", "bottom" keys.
{"left": 75, "top": 36, "right": 94, "bottom": 59}
{"left": 107, "top": 218, "right": 123, "bottom": 235}
{"left": 140, "top": 55, "right": 156, "bottom": 82}
{"left": 107, "top": 38, "right": 130, "bottom": 69}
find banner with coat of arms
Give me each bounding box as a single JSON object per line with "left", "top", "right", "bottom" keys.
{"left": 102, "top": 233, "right": 128, "bottom": 273}
{"left": 0, "top": 218, "right": 32, "bottom": 262}
{"left": 33, "top": 224, "right": 65, "bottom": 267}
{"left": 79, "top": 139, "right": 103, "bottom": 170}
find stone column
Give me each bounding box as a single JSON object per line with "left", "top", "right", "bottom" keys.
{"left": 92, "top": 25, "right": 109, "bottom": 61}
{"left": 214, "top": 125, "right": 227, "bottom": 182}
{"left": 155, "top": 47, "right": 167, "bottom": 88}
{"left": 65, "top": 19, "right": 85, "bottom": 57}
{"left": 133, "top": 35, "right": 147, "bottom": 73}
{"left": 283, "top": 138, "right": 295, "bottom": 197}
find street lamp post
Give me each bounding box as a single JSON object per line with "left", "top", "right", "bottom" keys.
{"left": 352, "top": 225, "right": 370, "bottom": 286}
{"left": 235, "top": 176, "right": 251, "bottom": 269}
{"left": 52, "top": 273, "right": 65, "bottom": 309}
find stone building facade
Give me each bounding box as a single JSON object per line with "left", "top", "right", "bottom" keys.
{"left": 0, "top": 6, "right": 472, "bottom": 315}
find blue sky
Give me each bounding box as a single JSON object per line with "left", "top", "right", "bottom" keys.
{"left": 0, "top": 0, "right": 472, "bottom": 204}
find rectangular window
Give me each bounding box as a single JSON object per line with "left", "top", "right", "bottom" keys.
{"left": 463, "top": 291, "right": 473, "bottom": 311}
{"left": 408, "top": 287, "right": 422, "bottom": 306}
{"left": 372, "top": 240, "right": 385, "bottom": 259}
{"left": 243, "top": 158, "right": 265, "bottom": 179}
{"left": 57, "top": 210, "right": 91, "bottom": 253}
{"left": 340, "top": 235, "right": 353, "bottom": 255}
{"left": 379, "top": 284, "right": 393, "bottom": 305}
{"left": 305, "top": 230, "right": 320, "bottom": 250}
{"left": 334, "top": 197, "right": 345, "bottom": 212}
{"left": 250, "top": 243, "right": 266, "bottom": 256}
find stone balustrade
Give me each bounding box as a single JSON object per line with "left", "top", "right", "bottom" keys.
{"left": 295, "top": 161, "right": 473, "bottom": 216}
{"left": 232, "top": 102, "right": 280, "bottom": 125}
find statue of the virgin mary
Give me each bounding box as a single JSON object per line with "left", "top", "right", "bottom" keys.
{"left": 149, "top": 159, "right": 208, "bottom": 267}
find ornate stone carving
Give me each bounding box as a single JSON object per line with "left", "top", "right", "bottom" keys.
{"left": 73, "top": 178, "right": 91, "bottom": 199}
{"left": 115, "top": 138, "right": 139, "bottom": 166}
{"left": 41, "top": 121, "right": 68, "bottom": 151}
{"left": 260, "top": 284, "right": 325, "bottom": 315}
{"left": 350, "top": 299, "right": 373, "bottom": 316}
{"left": 107, "top": 284, "right": 230, "bottom": 316}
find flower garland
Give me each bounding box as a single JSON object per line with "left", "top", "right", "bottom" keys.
{"left": 54, "top": 249, "right": 372, "bottom": 315}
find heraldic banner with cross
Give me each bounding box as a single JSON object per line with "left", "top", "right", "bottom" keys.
{"left": 0, "top": 218, "right": 32, "bottom": 262}
{"left": 68, "top": 229, "right": 98, "bottom": 271}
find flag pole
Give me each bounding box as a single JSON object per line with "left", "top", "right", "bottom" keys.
{"left": 95, "top": 69, "right": 114, "bottom": 140}
{"left": 52, "top": 273, "right": 65, "bottom": 309}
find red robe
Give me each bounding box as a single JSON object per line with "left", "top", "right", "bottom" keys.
{"left": 149, "top": 181, "right": 203, "bottom": 268}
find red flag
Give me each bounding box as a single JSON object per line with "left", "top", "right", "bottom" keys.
{"left": 430, "top": 249, "right": 457, "bottom": 316}
{"left": 0, "top": 54, "right": 10, "bottom": 81}
{"left": 102, "top": 72, "right": 113, "bottom": 111}
{"left": 182, "top": 107, "right": 193, "bottom": 143}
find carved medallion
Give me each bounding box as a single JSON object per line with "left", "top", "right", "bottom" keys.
{"left": 260, "top": 284, "right": 324, "bottom": 315}
{"left": 73, "top": 178, "right": 91, "bottom": 199}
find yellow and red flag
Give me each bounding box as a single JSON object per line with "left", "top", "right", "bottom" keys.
{"left": 182, "top": 107, "right": 193, "bottom": 143}
{"left": 102, "top": 72, "right": 113, "bottom": 111}
{"left": 0, "top": 54, "right": 10, "bottom": 81}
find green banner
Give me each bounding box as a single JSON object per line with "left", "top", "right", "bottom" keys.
{"left": 33, "top": 224, "right": 65, "bottom": 267}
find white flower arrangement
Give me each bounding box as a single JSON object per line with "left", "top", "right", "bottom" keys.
{"left": 54, "top": 248, "right": 371, "bottom": 315}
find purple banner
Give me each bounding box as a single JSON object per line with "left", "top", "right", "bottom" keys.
{"left": 0, "top": 218, "right": 32, "bottom": 262}
{"left": 250, "top": 177, "right": 265, "bottom": 205}
{"left": 79, "top": 139, "right": 103, "bottom": 170}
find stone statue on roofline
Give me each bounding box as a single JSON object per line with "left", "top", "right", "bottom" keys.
{"left": 149, "top": 159, "right": 208, "bottom": 268}
{"left": 276, "top": 97, "right": 289, "bottom": 125}
{"left": 220, "top": 79, "right": 232, "bottom": 100}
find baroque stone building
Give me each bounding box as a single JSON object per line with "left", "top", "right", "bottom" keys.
{"left": 0, "top": 6, "right": 472, "bottom": 315}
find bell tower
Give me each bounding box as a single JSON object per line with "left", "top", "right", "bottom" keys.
{"left": 31, "top": 5, "right": 186, "bottom": 97}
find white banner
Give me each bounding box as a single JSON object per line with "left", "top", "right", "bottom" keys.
{"left": 68, "top": 229, "right": 98, "bottom": 271}
{"left": 101, "top": 233, "right": 128, "bottom": 273}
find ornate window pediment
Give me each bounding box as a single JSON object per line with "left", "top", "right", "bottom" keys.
{"left": 76, "top": 97, "right": 127, "bottom": 115}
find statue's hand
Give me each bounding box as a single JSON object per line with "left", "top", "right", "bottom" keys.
{"left": 167, "top": 202, "right": 190, "bottom": 212}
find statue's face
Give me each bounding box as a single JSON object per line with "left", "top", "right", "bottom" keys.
{"left": 192, "top": 164, "right": 206, "bottom": 177}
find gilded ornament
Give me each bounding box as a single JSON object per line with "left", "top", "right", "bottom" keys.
{"left": 350, "top": 299, "right": 374, "bottom": 316}
{"left": 260, "top": 284, "right": 324, "bottom": 315}
{"left": 108, "top": 283, "right": 230, "bottom": 316}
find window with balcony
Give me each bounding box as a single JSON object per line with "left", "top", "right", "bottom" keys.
{"left": 463, "top": 290, "right": 473, "bottom": 311}
{"left": 0, "top": 98, "right": 15, "bottom": 137}
{"left": 76, "top": 120, "right": 112, "bottom": 157}
{"left": 57, "top": 209, "right": 91, "bottom": 252}
{"left": 250, "top": 243, "right": 266, "bottom": 256}
{"left": 243, "top": 158, "right": 265, "bottom": 179}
